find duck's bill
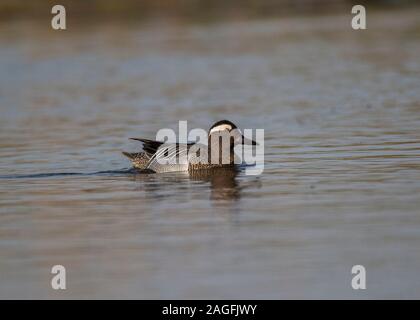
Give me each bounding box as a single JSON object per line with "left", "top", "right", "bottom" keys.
{"left": 242, "top": 135, "right": 258, "bottom": 146}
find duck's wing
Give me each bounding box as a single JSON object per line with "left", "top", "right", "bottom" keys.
{"left": 145, "top": 143, "right": 192, "bottom": 173}
{"left": 130, "top": 138, "right": 196, "bottom": 155}
{"left": 130, "top": 138, "right": 164, "bottom": 157}
{"left": 128, "top": 138, "right": 198, "bottom": 172}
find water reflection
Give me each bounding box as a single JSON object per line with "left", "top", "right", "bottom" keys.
{"left": 131, "top": 167, "right": 241, "bottom": 202}
{"left": 189, "top": 167, "right": 240, "bottom": 201}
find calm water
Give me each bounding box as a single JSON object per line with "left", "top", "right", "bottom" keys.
{"left": 1, "top": 9, "right": 420, "bottom": 299}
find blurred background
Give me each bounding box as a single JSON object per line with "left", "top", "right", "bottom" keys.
{"left": 1, "top": 0, "right": 420, "bottom": 299}
{"left": 0, "top": 0, "right": 417, "bottom": 21}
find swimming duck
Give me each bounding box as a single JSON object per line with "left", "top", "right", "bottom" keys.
{"left": 123, "top": 120, "right": 257, "bottom": 173}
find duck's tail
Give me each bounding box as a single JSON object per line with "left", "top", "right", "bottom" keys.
{"left": 122, "top": 151, "right": 138, "bottom": 160}
{"left": 122, "top": 151, "right": 150, "bottom": 169}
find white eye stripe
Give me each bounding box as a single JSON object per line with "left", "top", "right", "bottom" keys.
{"left": 209, "top": 124, "right": 233, "bottom": 134}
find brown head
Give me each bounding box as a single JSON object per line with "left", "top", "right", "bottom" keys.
{"left": 207, "top": 120, "right": 257, "bottom": 165}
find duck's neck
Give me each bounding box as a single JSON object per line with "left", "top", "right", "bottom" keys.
{"left": 208, "top": 136, "right": 235, "bottom": 165}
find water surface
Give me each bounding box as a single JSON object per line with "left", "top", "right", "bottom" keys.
{"left": 1, "top": 9, "right": 420, "bottom": 298}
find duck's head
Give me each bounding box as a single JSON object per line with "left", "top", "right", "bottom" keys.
{"left": 208, "top": 120, "right": 257, "bottom": 146}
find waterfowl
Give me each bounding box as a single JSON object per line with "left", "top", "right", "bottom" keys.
{"left": 123, "top": 120, "right": 257, "bottom": 173}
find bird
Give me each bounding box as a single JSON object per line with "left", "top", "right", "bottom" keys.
{"left": 122, "top": 120, "right": 257, "bottom": 173}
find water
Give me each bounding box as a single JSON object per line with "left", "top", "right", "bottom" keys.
{"left": 1, "top": 8, "right": 420, "bottom": 299}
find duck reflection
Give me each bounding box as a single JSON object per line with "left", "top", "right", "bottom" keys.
{"left": 189, "top": 167, "right": 240, "bottom": 201}
{"left": 132, "top": 167, "right": 241, "bottom": 202}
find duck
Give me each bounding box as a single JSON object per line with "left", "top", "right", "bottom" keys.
{"left": 123, "top": 120, "right": 257, "bottom": 173}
